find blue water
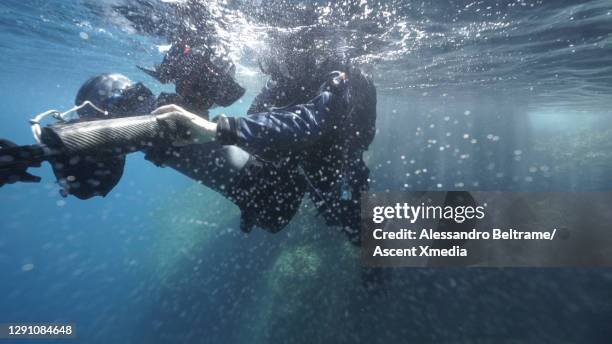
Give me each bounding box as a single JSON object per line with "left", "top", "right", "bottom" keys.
{"left": 0, "top": 0, "right": 611, "bottom": 343}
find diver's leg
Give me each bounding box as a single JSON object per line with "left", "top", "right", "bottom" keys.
{"left": 147, "top": 142, "right": 251, "bottom": 197}
{"left": 146, "top": 142, "right": 306, "bottom": 233}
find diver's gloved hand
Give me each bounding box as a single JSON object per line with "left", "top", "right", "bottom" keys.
{"left": 0, "top": 139, "right": 41, "bottom": 187}
{"left": 152, "top": 104, "right": 217, "bottom": 146}
{"left": 321, "top": 71, "right": 349, "bottom": 96}
{"left": 319, "top": 71, "right": 351, "bottom": 112}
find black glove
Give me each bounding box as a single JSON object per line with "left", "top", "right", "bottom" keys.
{"left": 0, "top": 139, "right": 41, "bottom": 187}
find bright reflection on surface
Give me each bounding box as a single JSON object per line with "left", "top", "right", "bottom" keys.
{"left": 528, "top": 109, "right": 604, "bottom": 133}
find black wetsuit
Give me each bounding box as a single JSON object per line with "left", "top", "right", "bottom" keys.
{"left": 215, "top": 67, "right": 377, "bottom": 242}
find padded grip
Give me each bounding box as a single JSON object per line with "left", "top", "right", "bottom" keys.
{"left": 40, "top": 115, "right": 179, "bottom": 157}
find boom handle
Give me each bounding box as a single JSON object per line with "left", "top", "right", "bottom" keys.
{"left": 40, "top": 115, "right": 179, "bottom": 157}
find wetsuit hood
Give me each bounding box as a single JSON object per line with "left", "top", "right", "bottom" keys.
{"left": 138, "top": 43, "right": 245, "bottom": 107}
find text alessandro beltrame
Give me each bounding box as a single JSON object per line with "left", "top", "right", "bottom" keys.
{"left": 371, "top": 203, "right": 557, "bottom": 257}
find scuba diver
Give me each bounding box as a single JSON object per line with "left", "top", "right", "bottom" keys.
{"left": 0, "top": 37, "right": 377, "bottom": 245}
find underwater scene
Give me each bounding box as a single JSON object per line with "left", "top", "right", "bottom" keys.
{"left": 0, "top": 0, "right": 611, "bottom": 343}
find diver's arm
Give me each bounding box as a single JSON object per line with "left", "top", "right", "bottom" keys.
{"left": 152, "top": 92, "right": 338, "bottom": 158}
{"left": 154, "top": 91, "right": 341, "bottom": 157}
{"left": 216, "top": 70, "right": 348, "bottom": 157}
{"left": 153, "top": 72, "right": 348, "bottom": 158}
{"left": 215, "top": 91, "right": 339, "bottom": 157}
